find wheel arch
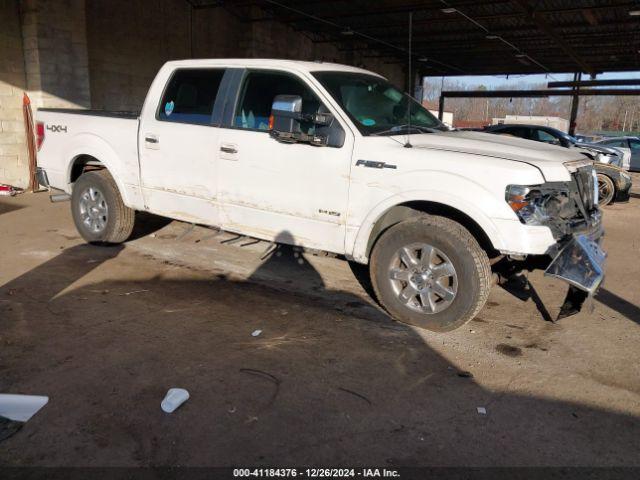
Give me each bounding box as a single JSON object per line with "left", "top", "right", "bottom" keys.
{"left": 63, "top": 138, "right": 134, "bottom": 207}
{"left": 351, "top": 199, "right": 504, "bottom": 264}
{"left": 69, "top": 154, "right": 106, "bottom": 183}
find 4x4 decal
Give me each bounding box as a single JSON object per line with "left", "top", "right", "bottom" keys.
{"left": 46, "top": 125, "right": 68, "bottom": 133}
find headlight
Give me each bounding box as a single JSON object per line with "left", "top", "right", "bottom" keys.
{"left": 597, "top": 153, "right": 622, "bottom": 168}
{"left": 506, "top": 183, "right": 579, "bottom": 228}
{"left": 505, "top": 185, "right": 549, "bottom": 225}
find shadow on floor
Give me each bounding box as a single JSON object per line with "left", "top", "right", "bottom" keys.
{"left": 128, "top": 212, "right": 174, "bottom": 241}
{"left": 596, "top": 288, "right": 640, "bottom": 325}
{"left": 0, "top": 241, "right": 638, "bottom": 467}
{"left": 0, "top": 198, "right": 25, "bottom": 216}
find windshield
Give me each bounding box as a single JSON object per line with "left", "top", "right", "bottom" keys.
{"left": 312, "top": 71, "right": 446, "bottom": 136}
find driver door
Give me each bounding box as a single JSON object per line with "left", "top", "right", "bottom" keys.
{"left": 216, "top": 69, "right": 353, "bottom": 254}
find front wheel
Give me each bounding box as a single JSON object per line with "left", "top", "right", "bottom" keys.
{"left": 71, "top": 170, "right": 135, "bottom": 244}
{"left": 370, "top": 215, "right": 492, "bottom": 332}
{"left": 597, "top": 173, "right": 615, "bottom": 206}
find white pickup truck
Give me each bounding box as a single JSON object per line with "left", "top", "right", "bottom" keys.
{"left": 35, "top": 59, "right": 605, "bottom": 331}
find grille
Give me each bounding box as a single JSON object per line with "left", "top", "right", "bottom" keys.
{"left": 572, "top": 166, "right": 596, "bottom": 212}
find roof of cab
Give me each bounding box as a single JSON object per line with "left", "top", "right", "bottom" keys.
{"left": 162, "top": 58, "right": 383, "bottom": 77}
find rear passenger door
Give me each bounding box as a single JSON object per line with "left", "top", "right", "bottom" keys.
{"left": 139, "top": 68, "right": 226, "bottom": 225}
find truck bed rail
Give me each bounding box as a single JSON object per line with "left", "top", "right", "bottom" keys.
{"left": 38, "top": 108, "right": 139, "bottom": 119}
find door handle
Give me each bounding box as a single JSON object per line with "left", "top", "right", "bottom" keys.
{"left": 144, "top": 134, "right": 160, "bottom": 150}
{"left": 220, "top": 145, "right": 237, "bottom": 154}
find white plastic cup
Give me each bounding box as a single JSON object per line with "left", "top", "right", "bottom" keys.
{"left": 161, "top": 388, "right": 189, "bottom": 413}
{"left": 0, "top": 394, "right": 49, "bottom": 422}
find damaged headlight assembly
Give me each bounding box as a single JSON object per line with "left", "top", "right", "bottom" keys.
{"left": 504, "top": 174, "right": 605, "bottom": 317}
{"left": 506, "top": 184, "right": 569, "bottom": 228}
{"left": 506, "top": 173, "right": 599, "bottom": 236}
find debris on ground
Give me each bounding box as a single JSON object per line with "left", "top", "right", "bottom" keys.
{"left": 161, "top": 388, "right": 189, "bottom": 413}
{"left": 0, "top": 394, "right": 49, "bottom": 422}
{"left": 0, "top": 185, "right": 21, "bottom": 197}
{"left": 337, "top": 387, "right": 372, "bottom": 406}
{"left": 118, "top": 289, "right": 150, "bottom": 296}
{"left": 239, "top": 368, "right": 281, "bottom": 408}
{"left": 457, "top": 371, "right": 474, "bottom": 378}
{"left": 251, "top": 329, "right": 262, "bottom": 337}
{"left": 477, "top": 406, "right": 487, "bottom": 415}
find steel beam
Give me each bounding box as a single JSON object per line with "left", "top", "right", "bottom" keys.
{"left": 548, "top": 79, "right": 640, "bottom": 88}
{"left": 440, "top": 89, "right": 640, "bottom": 98}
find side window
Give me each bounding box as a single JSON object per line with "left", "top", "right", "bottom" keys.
{"left": 629, "top": 139, "right": 640, "bottom": 151}
{"left": 535, "top": 129, "right": 561, "bottom": 144}
{"left": 234, "top": 71, "right": 322, "bottom": 133}
{"left": 158, "top": 69, "right": 225, "bottom": 125}
{"left": 499, "top": 127, "right": 529, "bottom": 139}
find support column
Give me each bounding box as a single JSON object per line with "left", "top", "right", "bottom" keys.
{"left": 0, "top": 0, "right": 29, "bottom": 188}
{"left": 568, "top": 72, "right": 581, "bottom": 136}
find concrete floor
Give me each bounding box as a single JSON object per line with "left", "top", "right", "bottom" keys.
{"left": 0, "top": 192, "right": 639, "bottom": 467}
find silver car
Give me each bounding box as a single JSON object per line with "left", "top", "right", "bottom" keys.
{"left": 595, "top": 136, "right": 640, "bottom": 172}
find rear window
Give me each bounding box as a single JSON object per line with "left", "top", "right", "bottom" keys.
{"left": 158, "top": 69, "right": 225, "bottom": 125}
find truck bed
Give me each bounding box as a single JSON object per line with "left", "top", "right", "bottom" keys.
{"left": 36, "top": 108, "right": 141, "bottom": 199}
{"left": 38, "top": 108, "right": 139, "bottom": 119}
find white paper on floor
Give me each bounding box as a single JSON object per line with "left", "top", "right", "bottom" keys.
{"left": 0, "top": 394, "right": 49, "bottom": 422}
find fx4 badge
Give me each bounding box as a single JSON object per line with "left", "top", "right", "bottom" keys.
{"left": 318, "top": 209, "right": 341, "bottom": 217}
{"left": 355, "top": 159, "right": 396, "bottom": 169}
{"left": 46, "top": 125, "right": 68, "bottom": 133}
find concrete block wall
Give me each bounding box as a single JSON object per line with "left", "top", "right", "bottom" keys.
{"left": 21, "top": 0, "right": 91, "bottom": 109}
{"left": 87, "top": 0, "right": 191, "bottom": 111}
{"left": 0, "top": 0, "right": 405, "bottom": 187}
{"left": 86, "top": 1, "right": 406, "bottom": 111}
{"left": 0, "top": 0, "right": 29, "bottom": 188}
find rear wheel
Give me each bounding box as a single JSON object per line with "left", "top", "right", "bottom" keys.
{"left": 597, "top": 173, "right": 615, "bottom": 206}
{"left": 370, "top": 215, "right": 492, "bottom": 332}
{"left": 71, "top": 170, "right": 135, "bottom": 244}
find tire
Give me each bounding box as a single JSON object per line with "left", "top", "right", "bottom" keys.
{"left": 597, "top": 173, "right": 615, "bottom": 206}
{"left": 71, "top": 170, "right": 135, "bottom": 244}
{"left": 370, "top": 215, "right": 492, "bottom": 332}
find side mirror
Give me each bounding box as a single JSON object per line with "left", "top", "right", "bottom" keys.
{"left": 270, "top": 95, "right": 343, "bottom": 147}
{"left": 270, "top": 95, "right": 303, "bottom": 135}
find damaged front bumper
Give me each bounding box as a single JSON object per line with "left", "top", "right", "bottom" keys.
{"left": 543, "top": 216, "right": 605, "bottom": 319}
{"left": 544, "top": 234, "right": 606, "bottom": 296}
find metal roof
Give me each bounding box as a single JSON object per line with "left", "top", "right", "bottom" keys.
{"left": 215, "top": 0, "right": 640, "bottom": 77}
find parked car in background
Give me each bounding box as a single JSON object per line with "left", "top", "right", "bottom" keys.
{"left": 484, "top": 124, "right": 632, "bottom": 206}
{"left": 574, "top": 134, "right": 602, "bottom": 143}
{"left": 595, "top": 136, "right": 640, "bottom": 172}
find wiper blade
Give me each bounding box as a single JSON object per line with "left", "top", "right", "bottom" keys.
{"left": 371, "top": 125, "right": 440, "bottom": 136}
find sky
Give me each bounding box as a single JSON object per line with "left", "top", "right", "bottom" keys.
{"left": 424, "top": 71, "right": 640, "bottom": 89}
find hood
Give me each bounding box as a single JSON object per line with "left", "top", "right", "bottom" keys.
{"left": 398, "top": 130, "right": 587, "bottom": 181}
{"left": 575, "top": 142, "right": 619, "bottom": 156}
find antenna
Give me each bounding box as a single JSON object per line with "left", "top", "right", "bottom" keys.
{"left": 404, "top": 11, "right": 413, "bottom": 148}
